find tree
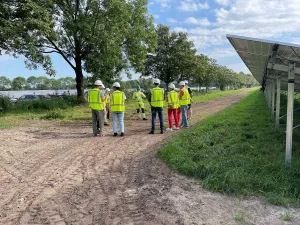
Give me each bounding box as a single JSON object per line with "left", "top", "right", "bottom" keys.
{"left": 190, "top": 54, "right": 209, "bottom": 90}
{"left": 36, "top": 76, "right": 51, "bottom": 90}
{"left": 27, "top": 76, "right": 38, "bottom": 89}
{"left": 145, "top": 25, "right": 196, "bottom": 86}
{"left": 203, "top": 58, "right": 217, "bottom": 92}
{"left": 0, "top": 76, "right": 12, "bottom": 90}
{"left": 3, "top": 0, "right": 157, "bottom": 98}
{"left": 12, "top": 76, "right": 26, "bottom": 90}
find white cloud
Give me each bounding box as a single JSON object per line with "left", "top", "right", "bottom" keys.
{"left": 177, "top": 1, "right": 209, "bottom": 12}
{"left": 151, "top": 0, "right": 171, "bottom": 10}
{"left": 177, "top": 0, "right": 300, "bottom": 50}
{"left": 173, "top": 27, "right": 188, "bottom": 33}
{"left": 167, "top": 18, "right": 177, "bottom": 24}
{"left": 226, "top": 63, "right": 251, "bottom": 74}
{"left": 185, "top": 17, "right": 211, "bottom": 26}
{"left": 206, "top": 47, "right": 237, "bottom": 58}
{"left": 291, "top": 38, "right": 300, "bottom": 45}
{"left": 215, "top": 0, "right": 231, "bottom": 6}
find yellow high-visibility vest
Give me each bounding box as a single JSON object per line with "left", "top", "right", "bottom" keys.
{"left": 110, "top": 90, "right": 125, "bottom": 112}
{"left": 167, "top": 90, "right": 179, "bottom": 109}
{"left": 150, "top": 87, "right": 164, "bottom": 107}
{"left": 88, "top": 88, "right": 104, "bottom": 110}
{"left": 179, "top": 88, "right": 191, "bottom": 106}
{"left": 132, "top": 91, "right": 146, "bottom": 102}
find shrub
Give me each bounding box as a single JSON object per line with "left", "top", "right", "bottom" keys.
{"left": 0, "top": 95, "right": 13, "bottom": 111}
{"left": 40, "top": 110, "right": 66, "bottom": 120}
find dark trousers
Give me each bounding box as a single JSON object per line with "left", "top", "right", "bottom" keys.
{"left": 151, "top": 107, "right": 164, "bottom": 131}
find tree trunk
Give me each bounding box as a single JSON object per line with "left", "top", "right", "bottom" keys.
{"left": 75, "top": 57, "right": 84, "bottom": 98}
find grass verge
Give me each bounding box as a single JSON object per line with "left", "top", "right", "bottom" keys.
{"left": 158, "top": 90, "right": 300, "bottom": 207}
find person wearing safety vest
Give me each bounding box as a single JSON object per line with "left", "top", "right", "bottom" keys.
{"left": 185, "top": 80, "right": 193, "bottom": 121}
{"left": 110, "top": 82, "right": 126, "bottom": 137}
{"left": 132, "top": 85, "right": 147, "bottom": 120}
{"left": 101, "top": 84, "right": 109, "bottom": 126}
{"left": 105, "top": 88, "right": 111, "bottom": 121}
{"left": 149, "top": 78, "right": 164, "bottom": 134}
{"left": 179, "top": 81, "right": 191, "bottom": 128}
{"left": 88, "top": 80, "right": 106, "bottom": 137}
{"left": 166, "top": 83, "right": 179, "bottom": 131}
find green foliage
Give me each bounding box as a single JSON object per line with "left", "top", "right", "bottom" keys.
{"left": 145, "top": 25, "right": 196, "bottom": 86}
{"left": 12, "top": 77, "right": 27, "bottom": 90}
{"left": 280, "top": 212, "right": 293, "bottom": 221}
{"left": 2, "top": 0, "right": 157, "bottom": 97}
{"left": 40, "top": 109, "right": 66, "bottom": 120}
{"left": 158, "top": 90, "right": 300, "bottom": 206}
{"left": 0, "top": 76, "right": 12, "bottom": 90}
{"left": 0, "top": 95, "right": 13, "bottom": 111}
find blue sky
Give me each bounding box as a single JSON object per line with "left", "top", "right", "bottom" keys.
{"left": 1, "top": 0, "right": 300, "bottom": 80}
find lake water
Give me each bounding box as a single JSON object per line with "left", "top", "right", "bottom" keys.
{"left": 0, "top": 90, "right": 81, "bottom": 98}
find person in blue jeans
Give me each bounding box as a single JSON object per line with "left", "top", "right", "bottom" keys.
{"left": 149, "top": 78, "right": 164, "bottom": 134}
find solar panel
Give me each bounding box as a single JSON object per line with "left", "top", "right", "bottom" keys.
{"left": 227, "top": 34, "right": 300, "bottom": 91}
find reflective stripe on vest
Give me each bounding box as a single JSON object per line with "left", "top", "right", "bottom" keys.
{"left": 179, "top": 88, "right": 190, "bottom": 106}
{"left": 168, "top": 90, "right": 179, "bottom": 109}
{"left": 151, "top": 87, "right": 164, "bottom": 107}
{"left": 88, "top": 89, "right": 104, "bottom": 110}
{"left": 111, "top": 91, "right": 125, "bottom": 112}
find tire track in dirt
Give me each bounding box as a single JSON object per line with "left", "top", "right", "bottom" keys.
{"left": 1, "top": 91, "right": 298, "bottom": 225}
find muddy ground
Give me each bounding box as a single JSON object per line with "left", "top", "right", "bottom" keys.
{"left": 0, "top": 91, "right": 299, "bottom": 225}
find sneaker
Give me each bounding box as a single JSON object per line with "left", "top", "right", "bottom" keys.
{"left": 166, "top": 128, "right": 172, "bottom": 131}
{"left": 121, "top": 132, "right": 124, "bottom": 136}
{"left": 183, "top": 126, "right": 189, "bottom": 129}
{"left": 114, "top": 133, "right": 118, "bottom": 136}
{"left": 174, "top": 127, "right": 179, "bottom": 130}
{"left": 160, "top": 130, "right": 164, "bottom": 134}
{"left": 143, "top": 118, "right": 147, "bottom": 120}
{"left": 149, "top": 131, "right": 154, "bottom": 134}
{"left": 180, "top": 124, "right": 184, "bottom": 128}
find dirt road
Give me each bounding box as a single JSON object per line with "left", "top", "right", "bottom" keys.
{"left": 0, "top": 92, "right": 299, "bottom": 225}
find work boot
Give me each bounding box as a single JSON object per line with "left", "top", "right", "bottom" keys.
{"left": 143, "top": 118, "right": 147, "bottom": 120}
{"left": 160, "top": 129, "right": 163, "bottom": 134}
{"left": 104, "top": 122, "right": 109, "bottom": 126}
{"left": 114, "top": 133, "right": 118, "bottom": 136}
{"left": 149, "top": 131, "right": 154, "bottom": 134}
{"left": 121, "top": 132, "right": 124, "bottom": 136}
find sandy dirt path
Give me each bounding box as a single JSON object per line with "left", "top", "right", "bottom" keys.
{"left": 0, "top": 91, "right": 299, "bottom": 225}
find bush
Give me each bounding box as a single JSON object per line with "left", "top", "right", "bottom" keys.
{"left": 40, "top": 109, "right": 66, "bottom": 120}
{"left": 14, "top": 99, "right": 71, "bottom": 111}
{"left": 0, "top": 95, "right": 13, "bottom": 111}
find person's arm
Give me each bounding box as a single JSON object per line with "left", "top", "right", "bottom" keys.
{"left": 179, "top": 90, "right": 184, "bottom": 100}
{"left": 188, "top": 87, "right": 193, "bottom": 98}
{"left": 100, "top": 90, "right": 105, "bottom": 102}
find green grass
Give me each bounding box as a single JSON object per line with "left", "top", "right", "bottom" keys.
{"left": 158, "top": 90, "right": 300, "bottom": 207}
{"left": 280, "top": 212, "right": 293, "bottom": 221}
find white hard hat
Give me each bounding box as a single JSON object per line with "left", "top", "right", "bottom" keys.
{"left": 185, "top": 80, "right": 189, "bottom": 84}
{"left": 179, "top": 81, "right": 186, "bottom": 86}
{"left": 105, "top": 88, "right": 110, "bottom": 92}
{"left": 94, "top": 80, "right": 103, "bottom": 86}
{"left": 153, "top": 78, "right": 160, "bottom": 84}
{"left": 102, "top": 84, "right": 105, "bottom": 88}
{"left": 168, "top": 83, "right": 175, "bottom": 89}
{"left": 113, "top": 82, "right": 121, "bottom": 88}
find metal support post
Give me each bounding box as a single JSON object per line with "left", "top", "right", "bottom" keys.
{"left": 285, "top": 63, "right": 295, "bottom": 168}
{"left": 276, "top": 78, "right": 281, "bottom": 131}
{"left": 271, "top": 81, "right": 275, "bottom": 119}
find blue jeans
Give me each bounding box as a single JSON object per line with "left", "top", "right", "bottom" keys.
{"left": 181, "top": 105, "right": 188, "bottom": 127}
{"left": 112, "top": 112, "right": 124, "bottom": 133}
{"left": 151, "top": 107, "right": 164, "bottom": 131}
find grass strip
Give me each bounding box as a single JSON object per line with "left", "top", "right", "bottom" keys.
{"left": 158, "top": 90, "right": 300, "bottom": 207}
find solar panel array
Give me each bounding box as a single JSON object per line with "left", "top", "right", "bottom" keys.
{"left": 227, "top": 34, "right": 300, "bottom": 91}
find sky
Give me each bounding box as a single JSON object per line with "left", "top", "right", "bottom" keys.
{"left": 1, "top": 0, "right": 300, "bottom": 80}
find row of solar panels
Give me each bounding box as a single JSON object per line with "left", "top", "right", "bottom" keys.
{"left": 227, "top": 34, "right": 300, "bottom": 91}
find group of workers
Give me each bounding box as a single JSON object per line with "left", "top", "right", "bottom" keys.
{"left": 87, "top": 78, "right": 192, "bottom": 137}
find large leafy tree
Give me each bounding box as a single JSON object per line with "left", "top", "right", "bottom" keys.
{"left": 3, "top": 0, "right": 156, "bottom": 97}
{"left": 145, "top": 25, "right": 196, "bottom": 86}
{"left": 0, "top": 76, "right": 12, "bottom": 90}
{"left": 12, "top": 76, "right": 27, "bottom": 90}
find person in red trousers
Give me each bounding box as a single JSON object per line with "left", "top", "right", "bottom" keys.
{"left": 166, "top": 83, "right": 179, "bottom": 131}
